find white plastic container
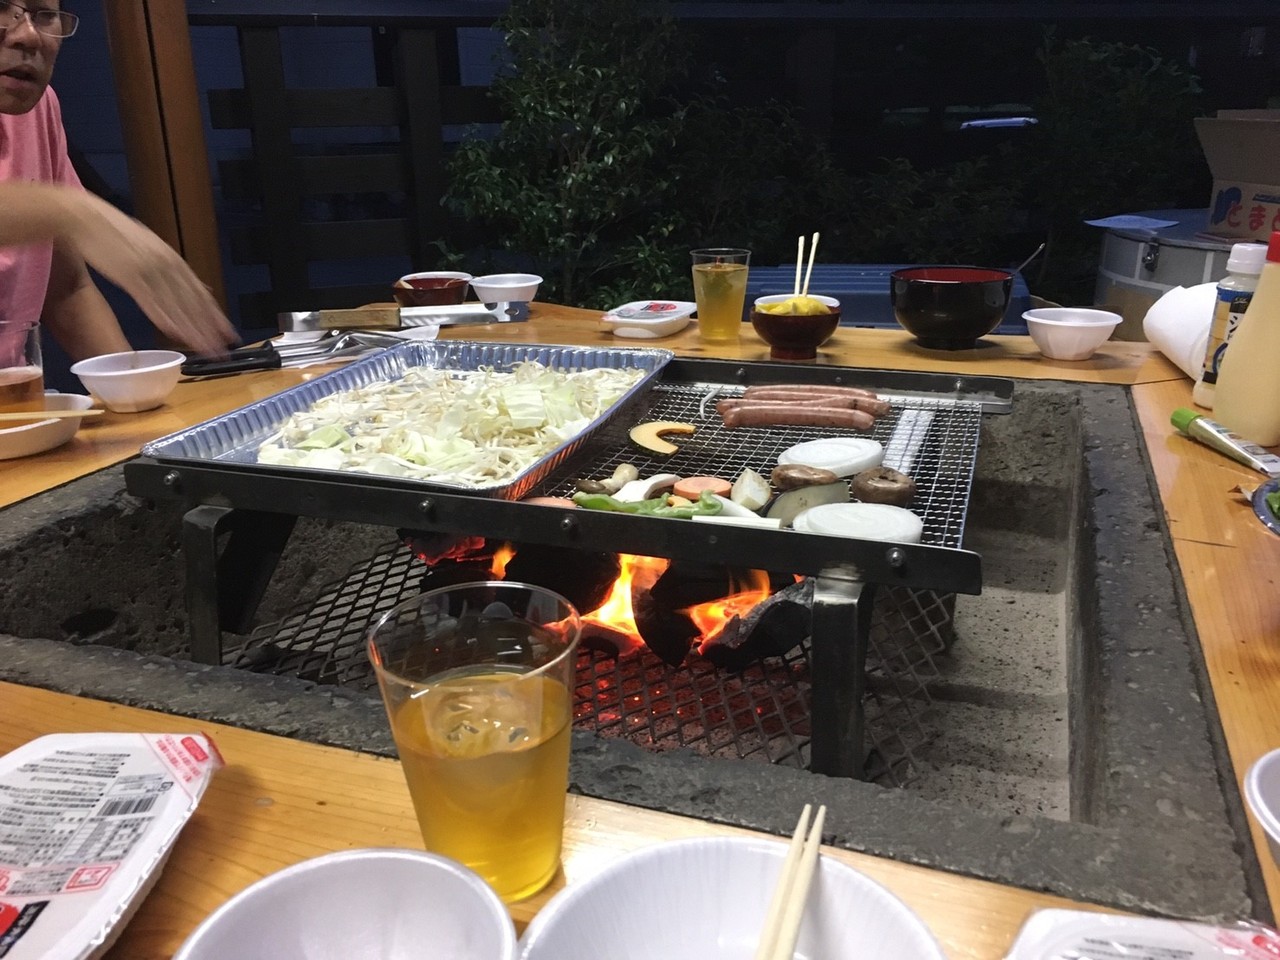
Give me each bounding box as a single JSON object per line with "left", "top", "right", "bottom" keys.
{"left": 174, "top": 848, "right": 517, "bottom": 960}
{"left": 1192, "top": 241, "right": 1267, "bottom": 409}
{"left": 0, "top": 732, "right": 221, "bottom": 960}
{"left": 1214, "top": 231, "right": 1280, "bottom": 447}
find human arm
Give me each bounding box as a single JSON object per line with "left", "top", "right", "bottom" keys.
{"left": 41, "top": 240, "right": 130, "bottom": 361}
{"left": 0, "top": 181, "right": 237, "bottom": 357}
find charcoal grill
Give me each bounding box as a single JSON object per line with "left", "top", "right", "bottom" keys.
{"left": 124, "top": 354, "right": 1013, "bottom": 778}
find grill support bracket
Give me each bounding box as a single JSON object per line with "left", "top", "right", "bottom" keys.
{"left": 809, "top": 568, "right": 874, "bottom": 778}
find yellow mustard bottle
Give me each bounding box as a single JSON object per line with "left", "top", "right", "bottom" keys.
{"left": 1214, "top": 230, "right": 1280, "bottom": 447}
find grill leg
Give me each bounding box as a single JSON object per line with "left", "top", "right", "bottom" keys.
{"left": 182, "top": 506, "right": 297, "bottom": 664}
{"left": 808, "top": 566, "right": 875, "bottom": 778}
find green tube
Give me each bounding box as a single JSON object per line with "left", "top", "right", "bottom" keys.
{"left": 1171, "top": 408, "right": 1280, "bottom": 477}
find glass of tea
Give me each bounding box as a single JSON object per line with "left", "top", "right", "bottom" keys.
{"left": 366, "top": 581, "right": 581, "bottom": 902}
{"left": 0, "top": 320, "right": 43, "bottom": 412}
{"left": 691, "top": 248, "right": 751, "bottom": 343}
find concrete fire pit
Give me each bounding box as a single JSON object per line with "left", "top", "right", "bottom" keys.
{"left": 0, "top": 381, "right": 1260, "bottom": 922}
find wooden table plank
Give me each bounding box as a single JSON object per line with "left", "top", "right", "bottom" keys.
{"left": 1, "top": 305, "right": 1179, "bottom": 509}
{"left": 0, "top": 681, "right": 1091, "bottom": 960}
{"left": 1131, "top": 379, "right": 1280, "bottom": 908}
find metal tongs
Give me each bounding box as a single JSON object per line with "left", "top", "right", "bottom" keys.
{"left": 181, "top": 330, "right": 407, "bottom": 378}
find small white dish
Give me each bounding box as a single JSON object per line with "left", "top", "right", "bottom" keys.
{"left": 470, "top": 273, "right": 543, "bottom": 303}
{"left": 174, "top": 848, "right": 517, "bottom": 960}
{"left": 601, "top": 300, "right": 696, "bottom": 339}
{"left": 1246, "top": 748, "right": 1280, "bottom": 869}
{"left": 1023, "top": 307, "right": 1122, "bottom": 361}
{"left": 0, "top": 392, "right": 94, "bottom": 460}
{"left": 519, "top": 835, "right": 944, "bottom": 960}
{"left": 70, "top": 349, "right": 184, "bottom": 412}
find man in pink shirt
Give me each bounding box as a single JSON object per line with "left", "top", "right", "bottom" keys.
{"left": 0, "top": 1, "right": 235, "bottom": 360}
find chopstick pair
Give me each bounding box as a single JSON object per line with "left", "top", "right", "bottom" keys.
{"left": 0, "top": 409, "right": 104, "bottom": 422}
{"left": 791, "top": 232, "right": 821, "bottom": 297}
{"left": 753, "top": 803, "right": 827, "bottom": 960}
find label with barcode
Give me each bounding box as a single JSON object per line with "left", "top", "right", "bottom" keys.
{"left": 0, "top": 752, "right": 170, "bottom": 896}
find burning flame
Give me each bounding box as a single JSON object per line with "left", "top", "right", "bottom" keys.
{"left": 416, "top": 540, "right": 776, "bottom": 659}
{"left": 682, "top": 569, "right": 773, "bottom": 653}
{"left": 490, "top": 543, "right": 516, "bottom": 579}
{"left": 581, "top": 554, "right": 670, "bottom": 654}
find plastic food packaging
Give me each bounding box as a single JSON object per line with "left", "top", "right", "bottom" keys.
{"left": 600, "top": 301, "right": 697, "bottom": 339}
{"left": 1005, "top": 908, "right": 1280, "bottom": 959}
{"left": 0, "top": 732, "right": 223, "bottom": 960}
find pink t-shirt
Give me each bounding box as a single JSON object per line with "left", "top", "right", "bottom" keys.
{"left": 0, "top": 86, "right": 82, "bottom": 329}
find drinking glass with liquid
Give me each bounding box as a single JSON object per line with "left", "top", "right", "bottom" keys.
{"left": 366, "top": 581, "right": 581, "bottom": 903}
{"left": 0, "top": 320, "right": 43, "bottom": 412}
{"left": 691, "top": 248, "right": 751, "bottom": 343}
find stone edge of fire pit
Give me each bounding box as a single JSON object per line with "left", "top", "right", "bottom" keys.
{"left": 0, "top": 382, "right": 1262, "bottom": 923}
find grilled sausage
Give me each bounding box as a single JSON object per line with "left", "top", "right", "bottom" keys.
{"left": 717, "top": 395, "right": 891, "bottom": 418}
{"left": 720, "top": 403, "right": 876, "bottom": 431}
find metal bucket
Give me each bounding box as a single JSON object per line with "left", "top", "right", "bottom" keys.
{"left": 1093, "top": 208, "right": 1233, "bottom": 341}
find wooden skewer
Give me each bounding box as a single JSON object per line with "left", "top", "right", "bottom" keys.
{"left": 0, "top": 409, "right": 103, "bottom": 422}
{"left": 793, "top": 235, "right": 805, "bottom": 297}
{"left": 754, "top": 804, "right": 826, "bottom": 960}
{"left": 800, "top": 231, "right": 820, "bottom": 297}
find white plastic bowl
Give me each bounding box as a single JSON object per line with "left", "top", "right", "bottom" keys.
{"left": 470, "top": 273, "right": 543, "bottom": 303}
{"left": 1246, "top": 749, "right": 1280, "bottom": 869}
{"left": 70, "top": 349, "right": 184, "bottom": 413}
{"left": 518, "top": 835, "right": 945, "bottom": 960}
{"left": 1023, "top": 307, "right": 1122, "bottom": 361}
{"left": 173, "top": 848, "right": 517, "bottom": 960}
{"left": 0, "top": 392, "right": 94, "bottom": 460}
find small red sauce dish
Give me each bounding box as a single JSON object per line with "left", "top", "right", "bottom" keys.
{"left": 392, "top": 272, "right": 473, "bottom": 307}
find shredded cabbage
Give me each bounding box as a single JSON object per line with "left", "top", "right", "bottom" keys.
{"left": 257, "top": 360, "right": 644, "bottom": 486}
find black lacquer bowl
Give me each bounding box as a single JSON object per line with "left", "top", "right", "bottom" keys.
{"left": 890, "top": 266, "right": 1013, "bottom": 349}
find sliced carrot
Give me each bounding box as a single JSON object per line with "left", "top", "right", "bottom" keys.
{"left": 672, "top": 475, "right": 732, "bottom": 500}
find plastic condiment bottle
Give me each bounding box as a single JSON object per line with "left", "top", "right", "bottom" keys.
{"left": 1214, "top": 230, "right": 1280, "bottom": 447}
{"left": 1192, "top": 241, "right": 1267, "bottom": 409}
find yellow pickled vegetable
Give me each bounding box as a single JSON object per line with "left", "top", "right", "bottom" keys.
{"left": 759, "top": 295, "right": 831, "bottom": 316}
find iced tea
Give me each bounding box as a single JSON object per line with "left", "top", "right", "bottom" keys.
{"left": 0, "top": 320, "right": 42, "bottom": 412}
{"left": 691, "top": 248, "right": 750, "bottom": 343}
{"left": 0, "top": 366, "right": 43, "bottom": 412}
{"left": 391, "top": 669, "right": 572, "bottom": 902}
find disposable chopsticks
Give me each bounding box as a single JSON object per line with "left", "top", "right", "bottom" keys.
{"left": 754, "top": 803, "right": 828, "bottom": 960}
{"left": 0, "top": 409, "right": 103, "bottom": 422}
{"left": 792, "top": 232, "right": 821, "bottom": 297}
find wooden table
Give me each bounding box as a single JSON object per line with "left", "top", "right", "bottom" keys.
{"left": 7, "top": 304, "right": 1280, "bottom": 956}
{"left": 0, "top": 304, "right": 1182, "bottom": 510}
{"left": 0, "top": 681, "right": 1088, "bottom": 960}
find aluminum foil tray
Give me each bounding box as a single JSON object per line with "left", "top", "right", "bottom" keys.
{"left": 142, "top": 340, "right": 674, "bottom": 500}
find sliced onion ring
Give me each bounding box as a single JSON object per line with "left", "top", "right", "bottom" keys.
{"left": 792, "top": 502, "right": 923, "bottom": 543}
{"left": 777, "top": 437, "right": 884, "bottom": 477}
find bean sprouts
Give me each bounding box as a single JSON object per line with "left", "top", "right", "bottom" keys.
{"left": 257, "top": 361, "right": 644, "bottom": 486}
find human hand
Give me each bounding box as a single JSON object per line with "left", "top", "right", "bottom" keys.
{"left": 64, "top": 192, "right": 239, "bottom": 357}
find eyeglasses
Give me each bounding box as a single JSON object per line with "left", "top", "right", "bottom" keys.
{"left": 0, "top": 1, "right": 78, "bottom": 39}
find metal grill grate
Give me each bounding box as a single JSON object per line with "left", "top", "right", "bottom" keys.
{"left": 229, "top": 540, "right": 953, "bottom": 786}
{"left": 535, "top": 382, "right": 982, "bottom": 548}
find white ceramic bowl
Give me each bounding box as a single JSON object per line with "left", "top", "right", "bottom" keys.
{"left": 173, "top": 848, "right": 517, "bottom": 960}
{"left": 1246, "top": 749, "right": 1280, "bottom": 869}
{"left": 1023, "top": 307, "right": 1122, "bottom": 361}
{"left": 518, "top": 835, "right": 945, "bottom": 960}
{"left": 470, "top": 273, "right": 543, "bottom": 303}
{"left": 70, "top": 349, "right": 184, "bottom": 413}
{"left": 0, "top": 392, "right": 94, "bottom": 460}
